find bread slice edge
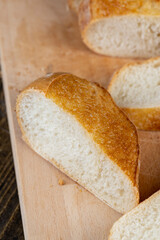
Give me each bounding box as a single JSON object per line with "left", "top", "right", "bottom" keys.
{"left": 109, "top": 190, "right": 160, "bottom": 240}
{"left": 108, "top": 57, "right": 160, "bottom": 130}
{"left": 16, "top": 73, "right": 139, "bottom": 213}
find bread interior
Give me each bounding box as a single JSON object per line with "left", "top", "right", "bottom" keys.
{"left": 18, "top": 90, "right": 137, "bottom": 213}
{"left": 84, "top": 16, "right": 160, "bottom": 58}
{"left": 109, "top": 58, "right": 160, "bottom": 108}
{"left": 110, "top": 191, "right": 160, "bottom": 240}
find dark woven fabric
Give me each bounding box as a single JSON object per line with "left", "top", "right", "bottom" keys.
{"left": 0, "top": 72, "right": 24, "bottom": 240}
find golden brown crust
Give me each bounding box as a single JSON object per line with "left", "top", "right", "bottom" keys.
{"left": 85, "top": 0, "right": 160, "bottom": 19}
{"left": 24, "top": 72, "right": 67, "bottom": 93}
{"left": 16, "top": 73, "right": 139, "bottom": 212}
{"left": 122, "top": 108, "right": 160, "bottom": 131}
{"left": 43, "top": 74, "right": 138, "bottom": 186}
{"left": 18, "top": 73, "right": 139, "bottom": 185}
{"left": 108, "top": 57, "right": 160, "bottom": 131}
{"left": 17, "top": 73, "right": 139, "bottom": 186}
{"left": 79, "top": 0, "right": 160, "bottom": 49}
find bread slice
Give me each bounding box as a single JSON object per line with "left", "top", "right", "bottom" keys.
{"left": 16, "top": 73, "right": 139, "bottom": 213}
{"left": 68, "top": 0, "right": 83, "bottom": 13}
{"left": 109, "top": 190, "right": 160, "bottom": 240}
{"left": 108, "top": 57, "right": 160, "bottom": 131}
{"left": 79, "top": 0, "right": 160, "bottom": 58}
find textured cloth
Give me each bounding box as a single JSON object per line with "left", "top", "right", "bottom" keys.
{"left": 0, "top": 74, "right": 24, "bottom": 239}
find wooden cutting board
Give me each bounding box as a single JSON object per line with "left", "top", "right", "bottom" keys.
{"left": 0, "top": 0, "right": 160, "bottom": 239}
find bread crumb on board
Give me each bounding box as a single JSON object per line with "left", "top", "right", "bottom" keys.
{"left": 75, "top": 185, "right": 82, "bottom": 192}
{"left": 58, "top": 178, "right": 65, "bottom": 185}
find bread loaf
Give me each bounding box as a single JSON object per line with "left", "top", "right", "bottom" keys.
{"left": 108, "top": 57, "right": 160, "bottom": 130}
{"left": 109, "top": 190, "right": 160, "bottom": 240}
{"left": 79, "top": 0, "right": 160, "bottom": 58}
{"left": 16, "top": 73, "right": 139, "bottom": 213}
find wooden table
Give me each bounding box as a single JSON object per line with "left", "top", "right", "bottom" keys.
{"left": 0, "top": 76, "right": 24, "bottom": 239}
{"left": 0, "top": 0, "right": 160, "bottom": 239}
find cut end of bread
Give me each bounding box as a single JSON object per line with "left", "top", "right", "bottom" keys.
{"left": 80, "top": 12, "right": 160, "bottom": 58}
{"left": 109, "top": 190, "right": 160, "bottom": 240}
{"left": 109, "top": 58, "right": 160, "bottom": 108}
{"left": 108, "top": 57, "right": 160, "bottom": 130}
{"left": 16, "top": 73, "right": 139, "bottom": 213}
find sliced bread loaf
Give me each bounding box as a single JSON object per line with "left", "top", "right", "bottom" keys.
{"left": 16, "top": 73, "right": 139, "bottom": 213}
{"left": 109, "top": 190, "right": 160, "bottom": 240}
{"left": 108, "top": 57, "right": 160, "bottom": 131}
{"left": 79, "top": 0, "right": 160, "bottom": 58}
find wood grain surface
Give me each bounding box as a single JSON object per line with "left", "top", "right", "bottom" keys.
{"left": 0, "top": 0, "right": 160, "bottom": 239}
{"left": 0, "top": 78, "right": 24, "bottom": 239}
